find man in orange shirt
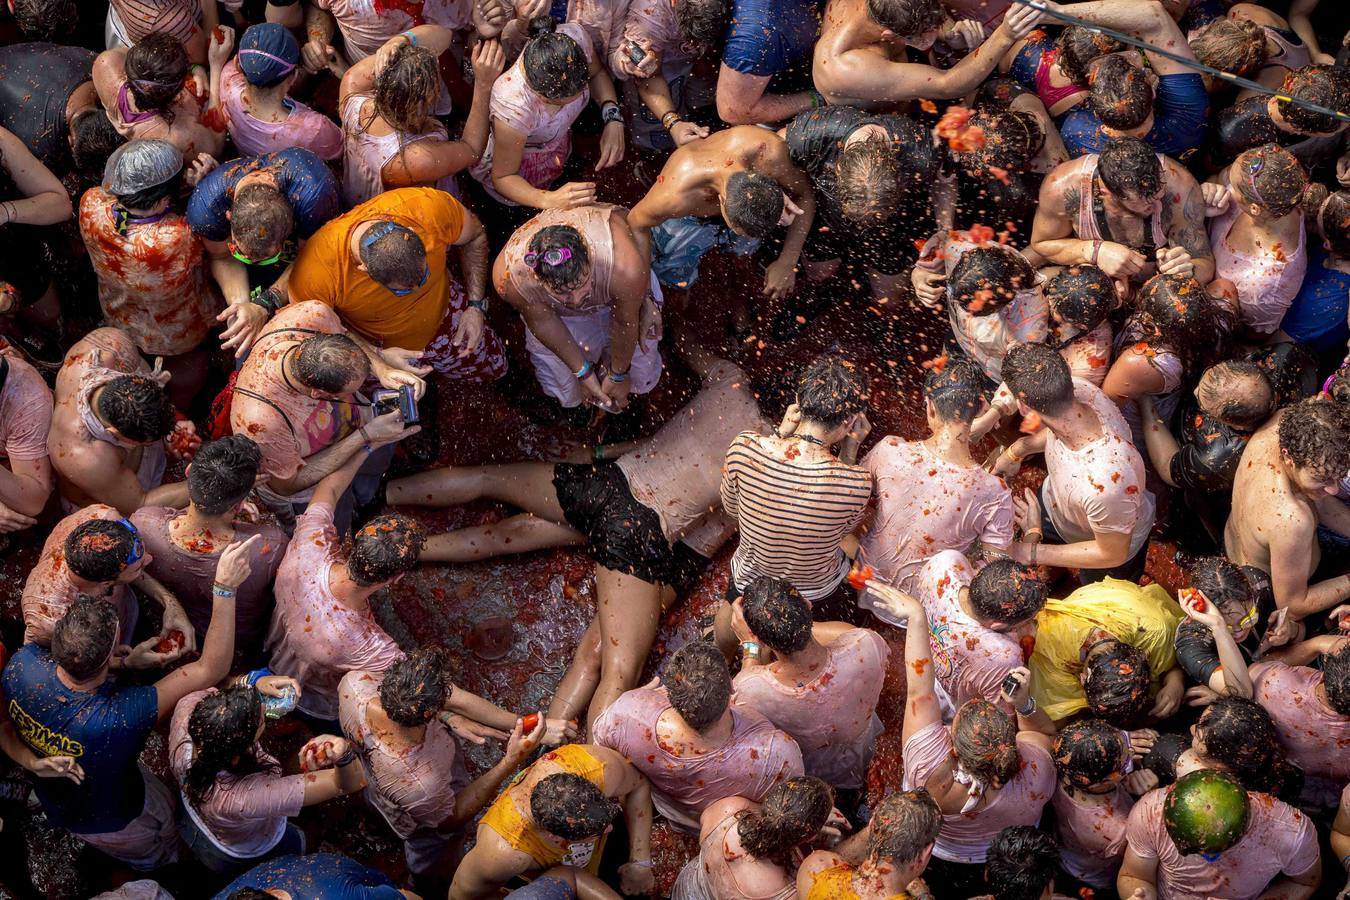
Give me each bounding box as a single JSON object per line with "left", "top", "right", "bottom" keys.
{"left": 285, "top": 187, "right": 507, "bottom": 394}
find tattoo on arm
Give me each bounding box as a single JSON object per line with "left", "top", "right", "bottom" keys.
{"left": 1169, "top": 186, "right": 1213, "bottom": 260}
{"left": 1062, "top": 186, "right": 1081, "bottom": 221}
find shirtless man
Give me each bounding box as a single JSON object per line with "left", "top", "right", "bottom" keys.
{"left": 1031, "top": 137, "right": 1214, "bottom": 290}
{"left": 627, "top": 125, "right": 815, "bottom": 304}
{"left": 1225, "top": 398, "right": 1350, "bottom": 624}
{"left": 449, "top": 744, "right": 654, "bottom": 899}
{"left": 812, "top": 0, "right": 1045, "bottom": 108}
{"left": 493, "top": 203, "right": 657, "bottom": 413}
{"left": 49, "top": 327, "right": 194, "bottom": 516}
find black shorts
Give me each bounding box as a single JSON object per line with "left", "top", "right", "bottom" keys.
{"left": 552, "top": 462, "right": 710, "bottom": 592}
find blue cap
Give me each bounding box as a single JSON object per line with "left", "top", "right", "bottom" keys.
{"left": 237, "top": 23, "right": 299, "bottom": 86}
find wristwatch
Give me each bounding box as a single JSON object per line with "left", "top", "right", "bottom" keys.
{"left": 467, "top": 296, "right": 489, "bottom": 313}
{"left": 601, "top": 101, "right": 623, "bottom": 125}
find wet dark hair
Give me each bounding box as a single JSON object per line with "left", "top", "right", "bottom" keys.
{"left": 952, "top": 700, "right": 1021, "bottom": 786}
{"left": 741, "top": 576, "right": 812, "bottom": 654}
{"left": 1056, "top": 25, "right": 1125, "bottom": 84}
{"left": 1187, "top": 556, "right": 1254, "bottom": 621}
{"left": 1143, "top": 732, "right": 1190, "bottom": 785}
{"left": 381, "top": 647, "right": 452, "bottom": 726}
{"left": 1200, "top": 360, "right": 1273, "bottom": 431}
{"left": 968, "top": 559, "right": 1046, "bottom": 626}
{"left": 71, "top": 110, "right": 127, "bottom": 184}
{"left": 52, "top": 594, "right": 119, "bottom": 680}
{"left": 664, "top": 640, "right": 730, "bottom": 731}
{"left": 522, "top": 18, "right": 589, "bottom": 101}
{"left": 358, "top": 222, "right": 427, "bottom": 289}
{"left": 1278, "top": 397, "right": 1350, "bottom": 482}
{"left": 948, "top": 246, "right": 1035, "bottom": 317}
{"left": 673, "top": 0, "right": 730, "bottom": 53}
{"left": 1319, "top": 642, "right": 1350, "bottom": 717}
{"left": 1044, "top": 264, "right": 1114, "bottom": 348}
{"left": 97, "top": 375, "right": 175, "bottom": 443}
{"left": 925, "top": 357, "right": 986, "bottom": 424}
{"left": 115, "top": 172, "right": 181, "bottom": 212}
{"left": 349, "top": 514, "right": 426, "bottom": 587}
{"left": 836, "top": 138, "right": 901, "bottom": 225}
{"left": 985, "top": 826, "right": 1060, "bottom": 900}
{"left": 1083, "top": 640, "right": 1151, "bottom": 725}
{"left": 1002, "top": 343, "right": 1075, "bottom": 417}
{"left": 526, "top": 225, "right": 590, "bottom": 292}
{"left": 295, "top": 333, "right": 370, "bottom": 394}
{"left": 1135, "top": 274, "right": 1218, "bottom": 364}
{"left": 65, "top": 520, "right": 135, "bottom": 582}
{"left": 1277, "top": 65, "right": 1350, "bottom": 135}
{"left": 1314, "top": 190, "right": 1350, "bottom": 258}
{"left": 1196, "top": 697, "right": 1290, "bottom": 795}
{"left": 956, "top": 172, "right": 1037, "bottom": 234}
{"left": 869, "top": 789, "right": 942, "bottom": 864}
{"left": 371, "top": 41, "right": 440, "bottom": 133}
{"left": 1098, "top": 137, "right": 1162, "bottom": 200}
{"left": 1089, "top": 56, "right": 1154, "bottom": 130}
{"left": 954, "top": 110, "right": 1043, "bottom": 173}
{"left": 796, "top": 354, "right": 866, "bottom": 429}
{"left": 231, "top": 183, "right": 294, "bottom": 260}
{"left": 1190, "top": 18, "right": 1267, "bottom": 78}
{"left": 1054, "top": 719, "right": 1127, "bottom": 789}
{"left": 531, "top": 771, "right": 621, "bottom": 839}
{"left": 865, "top": 0, "right": 944, "bottom": 37}
{"left": 1232, "top": 145, "right": 1319, "bottom": 219}
{"left": 182, "top": 686, "right": 272, "bottom": 809}
{"left": 12, "top": 0, "right": 77, "bottom": 40}
{"left": 125, "top": 32, "right": 190, "bottom": 121}
{"left": 736, "top": 776, "right": 834, "bottom": 869}
{"left": 189, "top": 436, "right": 262, "bottom": 515}
{"left": 723, "top": 172, "right": 784, "bottom": 239}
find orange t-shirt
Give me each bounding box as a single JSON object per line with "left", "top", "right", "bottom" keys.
{"left": 288, "top": 187, "right": 466, "bottom": 351}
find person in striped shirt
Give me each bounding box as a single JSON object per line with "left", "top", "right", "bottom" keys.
{"left": 716, "top": 354, "right": 873, "bottom": 653}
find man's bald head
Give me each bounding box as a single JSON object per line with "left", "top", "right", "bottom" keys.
{"left": 1196, "top": 360, "right": 1274, "bottom": 432}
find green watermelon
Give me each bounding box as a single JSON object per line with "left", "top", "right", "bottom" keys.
{"left": 1164, "top": 769, "right": 1250, "bottom": 855}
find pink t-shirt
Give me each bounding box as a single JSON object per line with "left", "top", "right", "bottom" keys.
{"left": 169, "top": 689, "right": 306, "bottom": 859}
{"left": 0, "top": 347, "right": 53, "bottom": 463}
{"left": 731, "top": 628, "right": 888, "bottom": 790}
{"left": 901, "top": 721, "right": 1055, "bottom": 863}
{"left": 230, "top": 301, "right": 362, "bottom": 482}
{"left": 1124, "top": 787, "right": 1319, "bottom": 900}
{"left": 616, "top": 361, "right": 767, "bottom": 554}
{"left": 1061, "top": 321, "right": 1113, "bottom": 387}
{"left": 21, "top": 505, "right": 138, "bottom": 647}
{"left": 314, "top": 0, "right": 472, "bottom": 62}
{"left": 265, "top": 502, "right": 403, "bottom": 719}
{"left": 1042, "top": 379, "right": 1155, "bottom": 557}
{"left": 338, "top": 669, "right": 469, "bottom": 839}
{"left": 1051, "top": 783, "right": 1133, "bottom": 888}
{"left": 859, "top": 438, "right": 1013, "bottom": 598}
{"left": 220, "top": 60, "right": 343, "bottom": 160}
{"left": 1250, "top": 661, "right": 1350, "bottom": 783}
{"left": 592, "top": 685, "right": 804, "bottom": 832}
{"left": 1209, "top": 201, "right": 1308, "bottom": 335}
{"left": 917, "top": 550, "right": 1024, "bottom": 709}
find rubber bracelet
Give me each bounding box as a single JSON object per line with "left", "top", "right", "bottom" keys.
{"left": 468, "top": 297, "right": 489, "bottom": 313}
{"left": 1024, "top": 527, "right": 1043, "bottom": 539}
{"left": 245, "top": 668, "right": 272, "bottom": 687}
{"left": 401, "top": 30, "right": 417, "bottom": 45}
{"left": 608, "top": 369, "right": 629, "bottom": 383}
{"left": 1089, "top": 239, "right": 1102, "bottom": 266}
{"left": 594, "top": 444, "right": 606, "bottom": 462}
{"left": 740, "top": 640, "right": 762, "bottom": 657}
{"left": 574, "top": 360, "right": 592, "bottom": 380}
{"left": 809, "top": 89, "right": 824, "bottom": 108}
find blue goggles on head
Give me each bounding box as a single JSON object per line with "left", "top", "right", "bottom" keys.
{"left": 115, "top": 517, "right": 145, "bottom": 565}
{"left": 389, "top": 265, "right": 430, "bottom": 297}
{"left": 359, "top": 220, "right": 430, "bottom": 296}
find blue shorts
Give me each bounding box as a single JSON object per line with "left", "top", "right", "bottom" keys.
{"left": 650, "top": 215, "right": 760, "bottom": 290}
{"left": 1009, "top": 34, "right": 1054, "bottom": 89}
{"left": 507, "top": 875, "right": 576, "bottom": 899}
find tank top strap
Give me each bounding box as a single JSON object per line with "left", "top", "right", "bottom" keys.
{"left": 1077, "top": 156, "right": 1101, "bottom": 240}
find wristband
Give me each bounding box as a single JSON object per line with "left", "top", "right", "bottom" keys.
{"left": 1341, "top": 852, "right": 1350, "bottom": 870}
{"left": 1089, "top": 239, "right": 1102, "bottom": 266}
{"left": 335, "top": 748, "right": 358, "bottom": 766}
{"left": 574, "top": 360, "right": 593, "bottom": 380}
{"left": 401, "top": 30, "right": 418, "bottom": 45}
{"left": 608, "top": 369, "right": 629, "bottom": 383}
{"left": 212, "top": 583, "right": 237, "bottom": 598}
{"left": 468, "top": 296, "right": 489, "bottom": 313}
{"left": 245, "top": 668, "right": 272, "bottom": 688}
{"left": 661, "top": 111, "right": 682, "bottom": 130}
{"left": 601, "top": 102, "right": 624, "bottom": 125}
{"left": 594, "top": 444, "right": 606, "bottom": 462}
{"left": 1004, "top": 446, "right": 1023, "bottom": 464}
{"left": 1024, "top": 527, "right": 1043, "bottom": 540}
{"left": 809, "top": 89, "right": 824, "bottom": 108}
{"left": 628, "top": 859, "right": 655, "bottom": 869}
{"left": 359, "top": 424, "right": 372, "bottom": 442}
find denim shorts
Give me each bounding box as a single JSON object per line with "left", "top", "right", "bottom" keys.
{"left": 650, "top": 216, "right": 760, "bottom": 290}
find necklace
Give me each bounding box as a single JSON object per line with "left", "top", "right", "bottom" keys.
{"left": 794, "top": 433, "right": 826, "bottom": 446}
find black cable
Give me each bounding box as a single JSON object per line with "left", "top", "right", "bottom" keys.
{"left": 1010, "top": 0, "right": 1350, "bottom": 123}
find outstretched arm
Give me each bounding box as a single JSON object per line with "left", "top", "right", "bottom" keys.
{"left": 866, "top": 581, "right": 941, "bottom": 743}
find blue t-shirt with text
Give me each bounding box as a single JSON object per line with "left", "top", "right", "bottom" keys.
{"left": 187, "top": 147, "right": 340, "bottom": 244}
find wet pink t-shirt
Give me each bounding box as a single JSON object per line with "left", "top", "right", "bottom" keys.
{"left": 1061, "top": 321, "right": 1113, "bottom": 386}
{"left": 0, "top": 347, "right": 53, "bottom": 463}
{"left": 902, "top": 721, "right": 1055, "bottom": 863}
{"left": 860, "top": 438, "right": 1013, "bottom": 598}
{"left": 731, "top": 628, "right": 888, "bottom": 790}
{"left": 220, "top": 60, "right": 343, "bottom": 160}
{"left": 314, "top": 0, "right": 472, "bottom": 62}
{"left": 1250, "top": 661, "right": 1350, "bottom": 782}
{"left": 1052, "top": 783, "right": 1133, "bottom": 888}
{"left": 592, "top": 685, "right": 804, "bottom": 832}
{"left": 169, "top": 689, "right": 306, "bottom": 859}
{"left": 21, "top": 505, "right": 137, "bottom": 647}
{"left": 338, "top": 669, "right": 469, "bottom": 839}
{"left": 1208, "top": 201, "right": 1308, "bottom": 335}
{"left": 1124, "top": 787, "right": 1319, "bottom": 900}
{"left": 917, "top": 550, "right": 1024, "bottom": 709}
{"left": 1042, "top": 379, "right": 1155, "bottom": 557}
{"left": 265, "top": 502, "right": 403, "bottom": 720}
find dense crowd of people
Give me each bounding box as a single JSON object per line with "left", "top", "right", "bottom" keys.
{"left": 0, "top": 0, "right": 1347, "bottom": 898}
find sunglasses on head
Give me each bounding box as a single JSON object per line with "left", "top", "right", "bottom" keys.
{"left": 228, "top": 239, "right": 286, "bottom": 267}
{"left": 115, "top": 517, "right": 145, "bottom": 565}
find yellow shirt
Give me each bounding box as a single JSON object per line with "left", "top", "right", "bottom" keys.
{"left": 1029, "top": 578, "right": 1183, "bottom": 721}
{"left": 480, "top": 744, "right": 607, "bottom": 867}
{"left": 288, "top": 187, "right": 465, "bottom": 351}
{"left": 807, "top": 865, "right": 911, "bottom": 900}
